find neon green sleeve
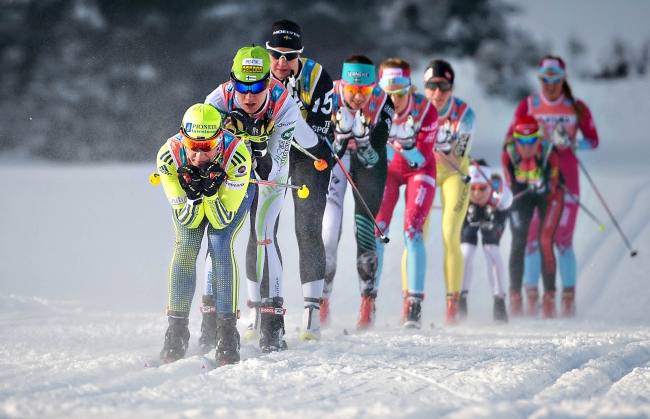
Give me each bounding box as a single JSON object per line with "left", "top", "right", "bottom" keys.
{"left": 204, "top": 141, "right": 252, "bottom": 230}
{"left": 156, "top": 144, "right": 205, "bottom": 229}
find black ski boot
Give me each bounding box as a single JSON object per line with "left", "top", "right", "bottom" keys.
{"left": 403, "top": 293, "right": 423, "bottom": 329}
{"left": 198, "top": 295, "right": 217, "bottom": 354}
{"left": 493, "top": 295, "right": 509, "bottom": 323}
{"left": 458, "top": 290, "right": 468, "bottom": 320}
{"left": 259, "top": 297, "right": 288, "bottom": 353}
{"left": 159, "top": 316, "right": 190, "bottom": 363}
{"left": 215, "top": 313, "right": 241, "bottom": 367}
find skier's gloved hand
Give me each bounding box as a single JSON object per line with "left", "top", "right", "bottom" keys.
{"left": 200, "top": 161, "right": 227, "bottom": 197}
{"left": 332, "top": 109, "right": 354, "bottom": 152}
{"left": 352, "top": 110, "right": 371, "bottom": 138}
{"left": 226, "top": 108, "right": 274, "bottom": 143}
{"left": 395, "top": 115, "right": 417, "bottom": 150}
{"left": 177, "top": 165, "right": 203, "bottom": 200}
{"left": 284, "top": 73, "right": 307, "bottom": 116}
{"left": 402, "top": 147, "right": 425, "bottom": 169}
{"left": 466, "top": 203, "right": 479, "bottom": 225}
{"left": 552, "top": 124, "right": 576, "bottom": 150}
{"left": 435, "top": 120, "right": 454, "bottom": 154}
{"left": 355, "top": 137, "right": 379, "bottom": 167}
{"left": 250, "top": 141, "right": 268, "bottom": 159}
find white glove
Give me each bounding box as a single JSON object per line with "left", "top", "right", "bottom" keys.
{"left": 284, "top": 73, "right": 306, "bottom": 115}
{"left": 332, "top": 108, "right": 354, "bottom": 152}
{"left": 435, "top": 120, "right": 454, "bottom": 154}
{"left": 553, "top": 124, "right": 576, "bottom": 150}
{"left": 394, "top": 115, "right": 416, "bottom": 150}
{"left": 352, "top": 110, "right": 370, "bottom": 138}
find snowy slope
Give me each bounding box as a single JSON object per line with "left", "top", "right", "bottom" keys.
{"left": 2, "top": 2, "right": 650, "bottom": 418}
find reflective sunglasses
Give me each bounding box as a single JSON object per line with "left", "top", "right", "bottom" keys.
{"left": 265, "top": 43, "right": 303, "bottom": 61}
{"left": 342, "top": 82, "right": 375, "bottom": 95}
{"left": 383, "top": 87, "right": 410, "bottom": 97}
{"left": 539, "top": 75, "right": 563, "bottom": 84}
{"left": 230, "top": 73, "right": 270, "bottom": 94}
{"left": 513, "top": 132, "right": 540, "bottom": 145}
{"left": 470, "top": 184, "right": 489, "bottom": 192}
{"left": 424, "top": 80, "right": 453, "bottom": 92}
{"left": 180, "top": 128, "right": 221, "bottom": 152}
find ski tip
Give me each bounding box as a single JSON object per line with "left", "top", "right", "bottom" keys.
{"left": 343, "top": 328, "right": 349, "bottom": 335}
{"left": 430, "top": 322, "right": 435, "bottom": 329}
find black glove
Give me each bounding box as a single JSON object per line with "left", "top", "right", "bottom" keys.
{"left": 200, "top": 161, "right": 227, "bottom": 197}
{"left": 226, "top": 108, "right": 274, "bottom": 143}
{"left": 250, "top": 141, "right": 268, "bottom": 159}
{"left": 177, "top": 165, "right": 203, "bottom": 200}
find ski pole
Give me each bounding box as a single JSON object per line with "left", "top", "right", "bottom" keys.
{"left": 559, "top": 184, "right": 605, "bottom": 230}
{"left": 291, "top": 140, "right": 328, "bottom": 171}
{"left": 387, "top": 142, "right": 417, "bottom": 169}
{"left": 324, "top": 139, "right": 389, "bottom": 243}
{"left": 434, "top": 147, "right": 471, "bottom": 183}
{"left": 572, "top": 151, "right": 637, "bottom": 256}
{"left": 149, "top": 172, "right": 310, "bottom": 198}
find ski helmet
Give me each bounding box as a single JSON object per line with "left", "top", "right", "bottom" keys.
{"left": 231, "top": 46, "right": 271, "bottom": 83}
{"left": 512, "top": 115, "right": 541, "bottom": 139}
{"left": 181, "top": 104, "right": 222, "bottom": 140}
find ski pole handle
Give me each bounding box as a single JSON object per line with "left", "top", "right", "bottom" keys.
{"left": 292, "top": 140, "right": 328, "bottom": 171}
{"left": 387, "top": 142, "right": 417, "bottom": 169}
{"left": 434, "top": 147, "right": 470, "bottom": 183}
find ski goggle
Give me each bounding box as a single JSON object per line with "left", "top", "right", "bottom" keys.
{"left": 265, "top": 43, "right": 303, "bottom": 61}
{"left": 424, "top": 80, "right": 453, "bottom": 92}
{"left": 230, "top": 73, "right": 270, "bottom": 94}
{"left": 470, "top": 183, "right": 489, "bottom": 192}
{"left": 513, "top": 130, "right": 541, "bottom": 145}
{"left": 180, "top": 128, "right": 221, "bottom": 152}
{"left": 382, "top": 87, "right": 410, "bottom": 97}
{"left": 342, "top": 82, "right": 375, "bottom": 95}
{"left": 539, "top": 74, "right": 563, "bottom": 84}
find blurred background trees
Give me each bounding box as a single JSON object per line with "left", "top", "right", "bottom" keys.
{"left": 0, "top": 0, "right": 599, "bottom": 161}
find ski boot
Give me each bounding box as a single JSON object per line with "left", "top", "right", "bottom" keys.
{"left": 444, "top": 292, "right": 460, "bottom": 325}
{"left": 509, "top": 289, "right": 523, "bottom": 317}
{"left": 357, "top": 293, "right": 376, "bottom": 330}
{"left": 542, "top": 290, "right": 556, "bottom": 319}
{"left": 493, "top": 295, "right": 508, "bottom": 323}
{"left": 458, "top": 290, "right": 469, "bottom": 320}
{"left": 215, "top": 313, "right": 240, "bottom": 367}
{"left": 259, "top": 297, "right": 288, "bottom": 353}
{"left": 300, "top": 299, "right": 321, "bottom": 341}
{"left": 159, "top": 316, "right": 190, "bottom": 363}
{"left": 242, "top": 300, "right": 261, "bottom": 343}
{"left": 319, "top": 297, "right": 330, "bottom": 328}
{"left": 198, "top": 294, "right": 217, "bottom": 354}
{"left": 561, "top": 287, "right": 576, "bottom": 317}
{"left": 524, "top": 286, "right": 539, "bottom": 316}
{"left": 403, "top": 293, "right": 423, "bottom": 329}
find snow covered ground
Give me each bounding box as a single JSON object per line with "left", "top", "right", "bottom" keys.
{"left": 2, "top": 2, "right": 650, "bottom": 418}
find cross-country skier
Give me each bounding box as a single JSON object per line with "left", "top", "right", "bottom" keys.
{"left": 506, "top": 56, "right": 599, "bottom": 317}
{"left": 200, "top": 46, "right": 311, "bottom": 353}
{"left": 407, "top": 60, "right": 474, "bottom": 325}
{"left": 373, "top": 58, "right": 438, "bottom": 329}
{"left": 459, "top": 159, "right": 513, "bottom": 323}
{"left": 156, "top": 103, "right": 252, "bottom": 366}
{"left": 502, "top": 114, "right": 563, "bottom": 319}
{"left": 321, "top": 55, "right": 394, "bottom": 329}
{"left": 264, "top": 20, "right": 334, "bottom": 340}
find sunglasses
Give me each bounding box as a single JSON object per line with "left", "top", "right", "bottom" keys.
{"left": 470, "top": 184, "right": 489, "bottom": 192}
{"left": 383, "top": 87, "right": 410, "bottom": 97}
{"left": 180, "top": 128, "right": 221, "bottom": 152}
{"left": 265, "top": 43, "right": 303, "bottom": 61}
{"left": 424, "top": 80, "right": 453, "bottom": 92}
{"left": 514, "top": 134, "right": 540, "bottom": 145}
{"left": 230, "top": 73, "right": 270, "bottom": 95}
{"left": 342, "top": 82, "right": 375, "bottom": 95}
{"left": 539, "top": 75, "right": 563, "bottom": 84}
